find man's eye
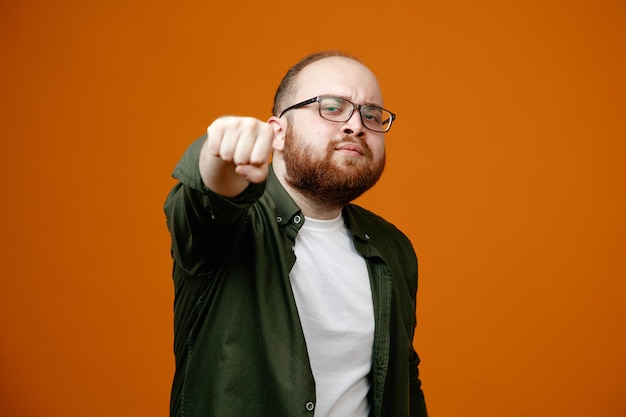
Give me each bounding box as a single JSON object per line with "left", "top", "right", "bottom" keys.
{"left": 321, "top": 98, "right": 349, "bottom": 113}
{"left": 363, "top": 110, "right": 382, "bottom": 123}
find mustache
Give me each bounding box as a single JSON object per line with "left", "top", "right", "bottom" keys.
{"left": 329, "top": 136, "right": 373, "bottom": 157}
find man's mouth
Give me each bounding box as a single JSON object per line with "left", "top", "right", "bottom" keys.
{"left": 335, "top": 142, "right": 365, "bottom": 156}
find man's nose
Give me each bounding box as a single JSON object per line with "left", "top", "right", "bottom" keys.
{"left": 342, "top": 110, "right": 366, "bottom": 137}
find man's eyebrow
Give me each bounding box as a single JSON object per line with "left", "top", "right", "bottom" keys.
{"left": 325, "top": 94, "right": 384, "bottom": 108}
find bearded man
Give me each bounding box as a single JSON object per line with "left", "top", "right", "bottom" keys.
{"left": 164, "top": 50, "right": 428, "bottom": 417}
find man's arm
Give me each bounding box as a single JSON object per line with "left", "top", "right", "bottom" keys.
{"left": 164, "top": 117, "right": 276, "bottom": 276}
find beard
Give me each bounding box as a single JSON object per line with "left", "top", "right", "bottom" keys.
{"left": 283, "top": 125, "right": 385, "bottom": 209}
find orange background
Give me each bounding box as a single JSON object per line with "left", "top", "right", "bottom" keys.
{"left": 1, "top": 0, "right": 625, "bottom": 416}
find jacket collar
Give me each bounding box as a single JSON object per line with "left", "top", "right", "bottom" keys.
{"left": 265, "top": 166, "right": 382, "bottom": 259}
{"left": 265, "top": 166, "right": 304, "bottom": 238}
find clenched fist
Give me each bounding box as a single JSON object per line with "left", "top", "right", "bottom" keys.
{"left": 199, "top": 116, "right": 276, "bottom": 197}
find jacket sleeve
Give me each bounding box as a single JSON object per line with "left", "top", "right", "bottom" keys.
{"left": 408, "top": 243, "right": 428, "bottom": 416}
{"left": 163, "top": 134, "right": 265, "bottom": 277}
{"left": 409, "top": 347, "right": 428, "bottom": 416}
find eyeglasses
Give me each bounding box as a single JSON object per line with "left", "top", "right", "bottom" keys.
{"left": 278, "top": 95, "right": 396, "bottom": 133}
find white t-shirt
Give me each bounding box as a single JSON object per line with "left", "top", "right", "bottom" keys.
{"left": 290, "top": 214, "right": 375, "bottom": 417}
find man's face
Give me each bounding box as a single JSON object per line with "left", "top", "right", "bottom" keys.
{"left": 279, "top": 57, "right": 388, "bottom": 208}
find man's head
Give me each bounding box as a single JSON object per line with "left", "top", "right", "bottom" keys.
{"left": 269, "top": 51, "right": 391, "bottom": 212}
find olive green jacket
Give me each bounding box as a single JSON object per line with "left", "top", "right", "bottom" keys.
{"left": 164, "top": 136, "right": 427, "bottom": 417}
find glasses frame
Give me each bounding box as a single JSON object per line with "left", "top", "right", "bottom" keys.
{"left": 278, "top": 95, "right": 396, "bottom": 133}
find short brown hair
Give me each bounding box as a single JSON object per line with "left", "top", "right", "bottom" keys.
{"left": 272, "top": 50, "right": 361, "bottom": 117}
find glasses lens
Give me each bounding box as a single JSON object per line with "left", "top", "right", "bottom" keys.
{"left": 362, "top": 106, "right": 393, "bottom": 132}
{"left": 318, "top": 97, "right": 354, "bottom": 121}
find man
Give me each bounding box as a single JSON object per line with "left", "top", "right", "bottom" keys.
{"left": 164, "top": 50, "right": 427, "bottom": 417}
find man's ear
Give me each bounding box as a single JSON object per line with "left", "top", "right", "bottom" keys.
{"left": 267, "top": 116, "right": 285, "bottom": 152}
